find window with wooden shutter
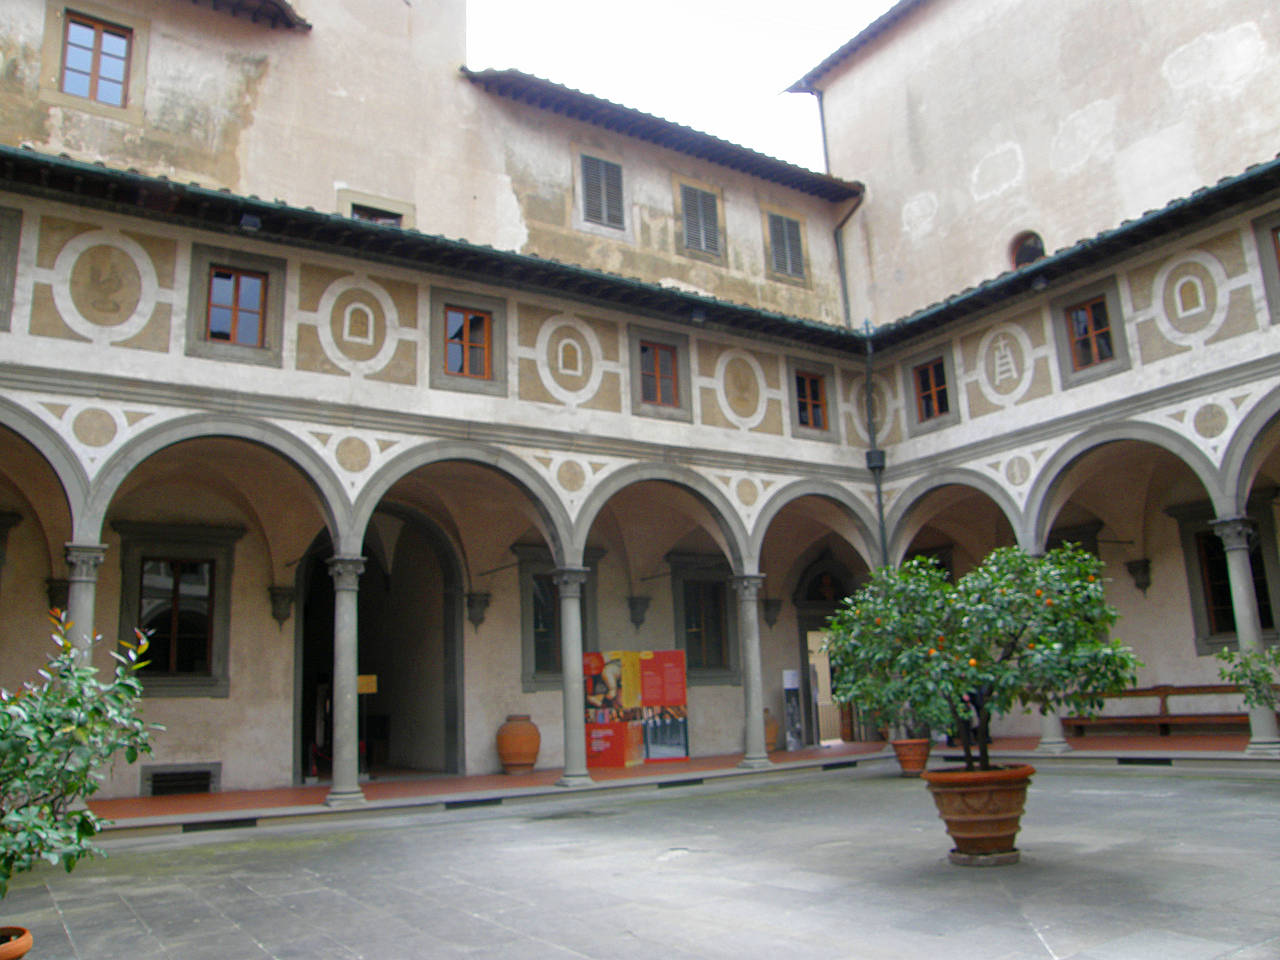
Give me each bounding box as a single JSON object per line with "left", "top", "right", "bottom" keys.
{"left": 681, "top": 184, "right": 720, "bottom": 255}
{"left": 769, "top": 213, "right": 805, "bottom": 278}
{"left": 582, "top": 155, "right": 624, "bottom": 229}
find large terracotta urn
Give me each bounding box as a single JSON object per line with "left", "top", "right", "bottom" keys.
{"left": 496, "top": 714, "right": 540, "bottom": 774}
{"left": 0, "top": 927, "right": 32, "bottom": 960}
{"left": 920, "top": 764, "right": 1035, "bottom": 865}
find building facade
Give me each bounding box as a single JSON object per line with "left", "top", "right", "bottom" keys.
{"left": 0, "top": 0, "right": 1277, "bottom": 804}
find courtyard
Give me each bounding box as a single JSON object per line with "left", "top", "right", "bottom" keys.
{"left": 4, "top": 763, "right": 1278, "bottom": 959}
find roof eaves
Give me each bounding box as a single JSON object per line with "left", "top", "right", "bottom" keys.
{"left": 174, "top": 0, "right": 312, "bottom": 30}
{"left": 0, "top": 145, "right": 866, "bottom": 354}
{"left": 873, "top": 153, "right": 1280, "bottom": 349}
{"left": 461, "top": 68, "right": 863, "bottom": 203}
{"left": 788, "top": 0, "right": 930, "bottom": 93}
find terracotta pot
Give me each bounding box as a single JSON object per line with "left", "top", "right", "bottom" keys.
{"left": 763, "top": 708, "right": 780, "bottom": 752}
{"left": 920, "top": 764, "right": 1036, "bottom": 865}
{"left": 496, "top": 714, "right": 540, "bottom": 774}
{"left": 0, "top": 927, "right": 32, "bottom": 960}
{"left": 890, "top": 738, "right": 932, "bottom": 777}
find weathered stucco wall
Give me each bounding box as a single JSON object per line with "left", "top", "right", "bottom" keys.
{"left": 817, "top": 0, "right": 1280, "bottom": 323}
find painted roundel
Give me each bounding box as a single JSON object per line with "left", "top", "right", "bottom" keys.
{"left": 69, "top": 244, "right": 141, "bottom": 326}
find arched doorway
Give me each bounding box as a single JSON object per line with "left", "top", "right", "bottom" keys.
{"left": 792, "top": 550, "right": 857, "bottom": 746}
{"left": 297, "top": 505, "right": 463, "bottom": 782}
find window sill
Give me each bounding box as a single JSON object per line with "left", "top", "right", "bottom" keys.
{"left": 686, "top": 669, "right": 741, "bottom": 687}
{"left": 140, "top": 675, "right": 229, "bottom": 698}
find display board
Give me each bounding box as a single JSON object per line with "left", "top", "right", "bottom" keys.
{"left": 584, "top": 650, "right": 688, "bottom": 767}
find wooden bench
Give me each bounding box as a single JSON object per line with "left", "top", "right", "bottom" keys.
{"left": 1064, "top": 683, "right": 1278, "bottom": 737}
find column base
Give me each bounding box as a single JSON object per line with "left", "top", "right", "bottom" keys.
{"left": 738, "top": 755, "right": 772, "bottom": 770}
{"left": 555, "top": 772, "right": 594, "bottom": 788}
{"left": 1034, "top": 738, "right": 1073, "bottom": 755}
{"left": 324, "top": 786, "right": 368, "bottom": 807}
{"left": 1244, "top": 737, "right": 1280, "bottom": 758}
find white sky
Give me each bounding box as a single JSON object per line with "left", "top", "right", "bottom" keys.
{"left": 465, "top": 1, "right": 899, "bottom": 172}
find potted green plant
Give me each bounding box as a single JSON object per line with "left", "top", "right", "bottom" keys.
{"left": 0, "top": 612, "right": 158, "bottom": 955}
{"left": 825, "top": 556, "right": 955, "bottom": 776}
{"left": 1215, "top": 645, "right": 1280, "bottom": 712}
{"left": 826, "top": 546, "right": 1138, "bottom": 864}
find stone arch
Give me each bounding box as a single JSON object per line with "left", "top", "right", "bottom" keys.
{"left": 748, "top": 478, "right": 878, "bottom": 563}
{"left": 353, "top": 439, "right": 572, "bottom": 564}
{"left": 885, "top": 468, "right": 1024, "bottom": 563}
{"left": 1026, "top": 420, "right": 1225, "bottom": 548}
{"left": 1222, "top": 385, "right": 1280, "bottom": 514}
{"left": 572, "top": 462, "right": 750, "bottom": 572}
{"left": 82, "top": 414, "right": 346, "bottom": 545}
{"left": 0, "top": 395, "right": 88, "bottom": 524}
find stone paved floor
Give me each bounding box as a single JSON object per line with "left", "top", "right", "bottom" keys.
{"left": 5, "top": 764, "right": 1280, "bottom": 959}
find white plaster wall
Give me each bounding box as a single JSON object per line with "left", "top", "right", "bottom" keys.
{"left": 818, "top": 0, "right": 1280, "bottom": 323}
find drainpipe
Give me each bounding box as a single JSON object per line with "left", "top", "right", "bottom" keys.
{"left": 863, "top": 319, "right": 889, "bottom": 567}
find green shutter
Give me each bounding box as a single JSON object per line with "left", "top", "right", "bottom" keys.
{"left": 583, "top": 155, "right": 624, "bottom": 229}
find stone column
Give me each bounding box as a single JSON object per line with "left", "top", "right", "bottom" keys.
{"left": 555, "top": 567, "right": 592, "bottom": 787}
{"left": 326, "top": 555, "right": 367, "bottom": 806}
{"left": 732, "top": 574, "right": 770, "bottom": 769}
{"left": 1212, "top": 518, "right": 1280, "bottom": 755}
{"left": 64, "top": 543, "right": 107, "bottom": 655}
{"left": 1036, "top": 711, "right": 1072, "bottom": 754}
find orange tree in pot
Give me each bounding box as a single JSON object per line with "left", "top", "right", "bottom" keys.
{"left": 826, "top": 546, "right": 1139, "bottom": 864}
{"left": 0, "top": 612, "right": 159, "bottom": 952}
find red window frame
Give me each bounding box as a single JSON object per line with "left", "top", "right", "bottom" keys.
{"left": 914, "top": 358, "right": 949, "bottom": 422}
{"left": 795, "top": 371, "right": 827, "bottom": 430}
{"left": 639, "top": 340, "right": 679, "bottom": 406}
{"left": 444, "top": 306, "right": 493, "bottom": 379}
{"left": 1065, "top": 296, "right": 1113, "bottom": 370}
{"left": 61, "top": 12, "right": 132, "bottom": 107}
{"left": 206, "top": 266, "right": 267, "bottom": 347}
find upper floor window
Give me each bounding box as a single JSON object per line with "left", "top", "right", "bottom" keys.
{"left": 62, "top": 12, "right": 131, "bottom": 107}
{"left": 444, "top": 306, "right": 492, "bottom": 379}
{"left": 186, "top": 244, "right": 286, "bottom": 368}
{"left": 350, "top": 204, "right": 402, "bottom": 227}
{"left": 582, "top": 155, "right": 624, "bottom": 229}
{"left": 1050, "top": 277, "right": 1130, "bottom": 388}
{"left": 1010, "top": 231, "right": 1045, "bottom": 268}
{"left": 639, "top": 340, "right": 679, "bottom": 406}
{"left": 681, "top": 184, "right": 720, "bottom": 256}
{"left": 914, "top": 357, "right": 949, "bottom": 422}
{"left": 795, "top": 370, "right": 827, "bottom": 430}
{"left": 1065, "top": 296, "right": 1113, "bottom": 370}
{"left": 768, "top": 213, "right": 805, "bottom": 279}
{"left": 207, "top": 266, "right": 266, "bottom": 347}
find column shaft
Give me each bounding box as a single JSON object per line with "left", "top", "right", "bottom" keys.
{"left": 326, "top": 555, "right": 367, "bottom": 806}
{"left": 733, "top": 574, "right": 770, "bottom": 769}
{"left": 555, "top": 567, "right": 592, "bottom": 787}
{"left": 1212, "top": 518, "right": 1280, "bottom": 754}
{"left": 64, "top": 543, "right": 107, "bottom": 656}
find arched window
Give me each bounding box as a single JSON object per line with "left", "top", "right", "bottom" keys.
{"left": 1175, "top": 276, "right": 1205, "bottom": 317}
{"left": 1010, "top": 231, "right": 1045, "bottom": 268}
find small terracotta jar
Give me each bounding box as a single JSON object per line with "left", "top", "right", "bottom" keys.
{"left": 496, "top": 714, "right": 540, "bottom": 774}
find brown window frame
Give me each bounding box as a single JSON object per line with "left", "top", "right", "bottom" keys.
{"left": 206, "top": 265, "right": 267, "bottom": 347}
{"left": 1195, "top": 530, "right": 1274, "bottom": 636}
{"left": 138, "top": 557, "right": 215, "bottom": 676}
{"left": 444, "top": 305, "right": 493, "bottom": 380}
{"left": 795, "top": 370, "right": 827, "bottom": 430}
{"left": 914, "top": 358, "right": 949, "bottom": 422}
{"left": 61, "top": 11, "right": 132, "bottom": 108}
{"left": 1065, "top": 296, "right": 1114, "bottom": 371}
{"left": 639, "top": 340, "right": 679, "bottom": 407}
{"left": 683, "top": 579, "right": 728, "bottom": 671}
